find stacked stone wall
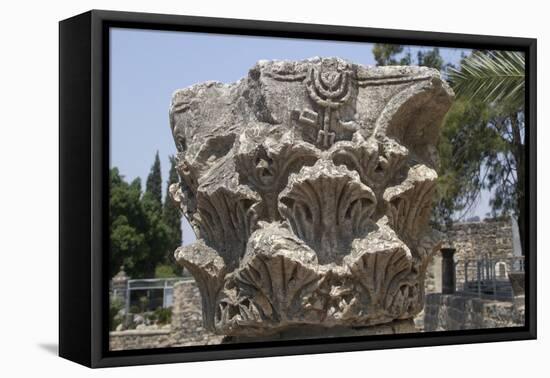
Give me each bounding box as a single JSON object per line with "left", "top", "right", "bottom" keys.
{"left": 109, "top": 280, "right": 222, "bottom": 351}
{"left": 448, "top": 219, "right": 514, "bottom": 287}
{"left": 424, "top": 219, "right": 514, "bottom": 294}
{"left": 424, "top": 293, "right": 524, "bottom": 331}
{"left": 109, "top": 329, "right": 172, "bottom": 350}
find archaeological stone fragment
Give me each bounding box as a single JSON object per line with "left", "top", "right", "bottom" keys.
{"left": 169, "top": 57, "right": 454, "bottom": 338}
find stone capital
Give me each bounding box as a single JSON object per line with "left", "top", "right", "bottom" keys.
{"left": 169, "top": 57, "right": 453, "bottom": 337}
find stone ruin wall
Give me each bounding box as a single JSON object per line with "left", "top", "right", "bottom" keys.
{"left": 424, "top": 218, "right": 515, "bottom": 294}
{"left": 423, "top": 292, "right": 524, "bottom": 332}
{"left": 109, "top": 280, "right": 222, "bottom": 351}
{"left": 417, "top": 219, "right": 515, "bottom": 330}
{"left": 421, "top": 219, "right": 523, "bottom": 331}
{"left": 109, "top": 329, "right": 172, "bottom": 351}
{"left": 170, "top": 280, "right": 224, "bottom": 346}
{"left": 448, "top": 219, "right": 515, "bottom": 287}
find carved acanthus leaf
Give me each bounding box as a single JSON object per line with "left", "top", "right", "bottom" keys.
{"left": 330, "top": 133, "right": 408, "bottom": 191}
{"left": 215, "top": 223, "right": 319, "bottom": 334}
{"left": 174, "top": 241, "right": 227, "bottom": 331}
{"left": 196, "top": 168, "right": 261, "bottom": 270}
{"left": 279, "top": 160, "right": 376, "bottom": 264}
{"left": 383, "top": 164, "right": 437, "bottom": 240}
{"left": 345, "top": 225, "right": 418, "bottom": 318}
{"left": 235, "top": 129, "right": 319, "bottom": 220}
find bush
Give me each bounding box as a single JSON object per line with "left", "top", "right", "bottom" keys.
{"left": 153, "top": 307, "right": 172, "bottom": 325}
{"left": 138, "top": 295, "right": 149, "bottom": 313}
{"left": 154, "top": 264, "right": 178, "bottom": 278}
{"left": 129, "top": 305, "right": 140, "bottom": 314}
{"left": 109, "top": 295, "right": 124, "bottom": 331}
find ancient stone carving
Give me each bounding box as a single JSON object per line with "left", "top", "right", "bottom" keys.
{"left": 170, "top": 57, "right": 453, "bottom": 337}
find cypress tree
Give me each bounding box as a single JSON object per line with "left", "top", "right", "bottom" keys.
{"left": 163, "top": 156, "right": 182, "bottom": 255}
{"left": 145, "top": 151, "right": 162, "bottom": 207}
{"left": 141, "top": 151, "right": 170, "bottom": 277}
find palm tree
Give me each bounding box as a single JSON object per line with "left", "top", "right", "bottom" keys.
{"left": 448, "top": 50, "right": 525, "bottom": 110}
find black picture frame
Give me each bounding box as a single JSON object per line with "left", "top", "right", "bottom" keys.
{"left": 59, "top": 9, "right": 537, "bottom": 368}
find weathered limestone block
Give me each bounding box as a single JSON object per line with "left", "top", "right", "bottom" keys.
{"left": 170, "top": 57, "right": 453, "bottom": 337}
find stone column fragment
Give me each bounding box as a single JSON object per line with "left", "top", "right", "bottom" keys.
{"left": 169, "top": 57, "right": 454, "bottom": 337}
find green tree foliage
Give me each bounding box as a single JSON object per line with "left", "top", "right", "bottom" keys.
{"left": 109, "top": 294, "right": 124, "bottom": 331}
{"left": 140, "top": 191, "right": 171, "bottom": 277}
{"left": 145, "top": 151, "right": 162, "bottom": 208}
{"left": 109, "top": 168, "right": 149, "bottom": 277}
{"left": 372, "top": 44, "right": 411, "bottom": 66}
{"left": 416, "top": 48, "right": 445, "bottom": 71}
{"left": 163, "top": 156, "right": 182, "bottom": 266}
{"left": 110, "top": 152, "right": 180, "bottom": 279}
{"left": 434, "top": 99, "right": 499, "bottom": 223}
{"left": 448, "top": 51, "right": 525, "bottom": 109}
{"left": 154, "top": 264, "right": 177, "bottom": 278}
{"left": 139, "top": 151, "right": 172, "bottom": 276}
{"left": 436, "top": 99, "right": 525, "bottom": 231}
{"left": 372, "top": 43, "right": 446, "bottom": 70}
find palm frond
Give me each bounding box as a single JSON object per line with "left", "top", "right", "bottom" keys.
{"left": 448, "top": 51, "right": 525, "bottom": 109}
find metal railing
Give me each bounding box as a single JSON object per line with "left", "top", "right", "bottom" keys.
{"left": 111, "top": 277, "right": 194, "bottom": 314}
{"left": 459, "top": 256, "right": 524, "bottom": 300}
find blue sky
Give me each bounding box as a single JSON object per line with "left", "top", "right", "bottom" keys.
{"left": 109, "top": 28, "right": 487, "bottom": 245}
